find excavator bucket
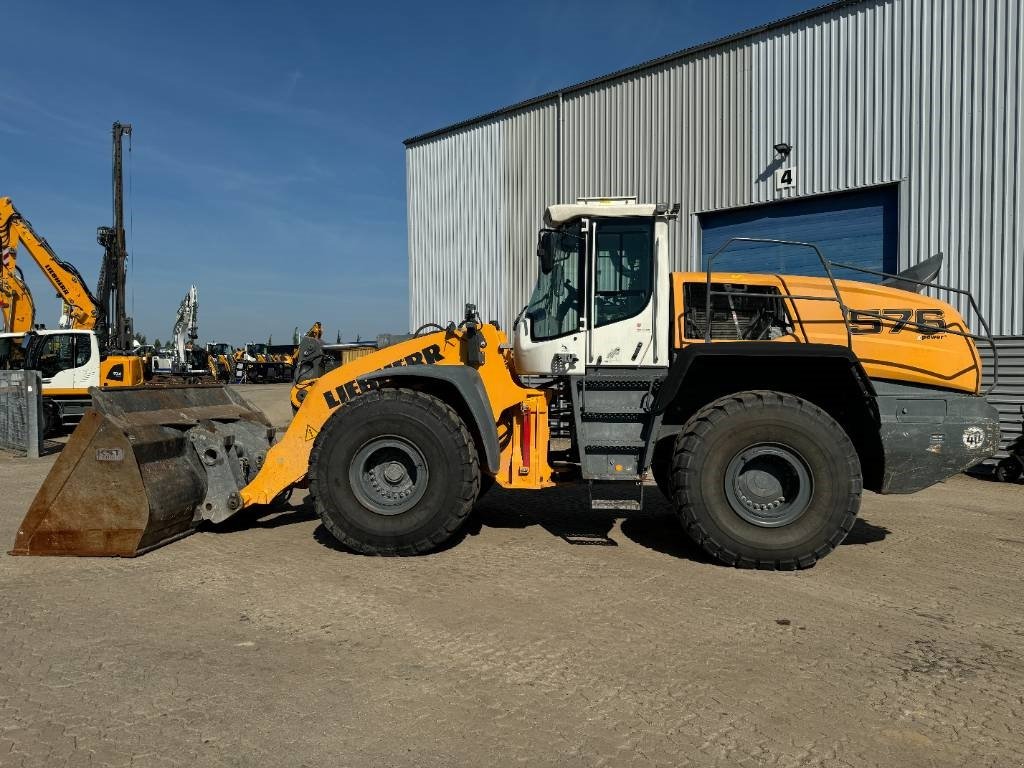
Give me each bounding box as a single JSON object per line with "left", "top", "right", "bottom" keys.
{"left": 11, "top": 385, "right": 273, "bottom": 557}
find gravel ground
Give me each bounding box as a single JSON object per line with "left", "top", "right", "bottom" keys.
{"left": 1, "top": 384, "right": 1022, "bottom": 767}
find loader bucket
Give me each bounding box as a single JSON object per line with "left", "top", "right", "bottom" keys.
{"left": 10, "top": 385, "right": 273, "bottom": 557}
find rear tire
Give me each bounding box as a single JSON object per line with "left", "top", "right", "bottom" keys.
{"left": 671, "top": 390, "right": 861, "bottom": 570}
{"left": 309, "top": 387, "right": 480, "bottom": 555}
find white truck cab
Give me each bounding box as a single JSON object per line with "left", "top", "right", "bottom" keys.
{"left": 23, "top": 329, "right": 101, "bottom": 431}
{"left": 27, "top": 329, "right": 99, "bottom": 391}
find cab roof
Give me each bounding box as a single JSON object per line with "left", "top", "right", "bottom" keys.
{"left": 544, "top": 201, "right": 658, "bottom": 227}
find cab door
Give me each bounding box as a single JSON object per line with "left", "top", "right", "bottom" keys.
{"left": 586, "top": 217, "right": 667, "bottom": 368}
{"left": 34, "top": 333, "right": 79, "bottom": 390}
{"left": 72, "top": 333, "right": 99, "bottom": 389}
{"left": 514, "top": 221, "right": 589, "bottom": 375}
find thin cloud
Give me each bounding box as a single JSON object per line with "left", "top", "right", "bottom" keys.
{"left": 284, "top": 69, "right": 303, "bottom": 100}
{"left": 0, "top": 119, "right": 26, "bottom": 136}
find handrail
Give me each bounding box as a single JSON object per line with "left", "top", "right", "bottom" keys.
{"left": 700, "top": 238, "right": 998, "bottom": 395}
{"left": 828, "top": 259, "right": 998, "bottom": 394}
{"left": 704, "top": 237, "right": 852, "bottom": 349}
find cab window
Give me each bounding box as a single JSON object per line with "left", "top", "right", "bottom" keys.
{"left": 0, "top": 337, "right": 26, "bottom": 370}
{"left": 35, "top": 334, "right": 77, "bottom": 378}
{"left": 527, "top": 228, "right": 585, "bottom": 342}
{"left": 74, "top": 336, "right": 92, "bottom": 367}
{"left": 594, "top": 219, "right": 653, "bottom": 327}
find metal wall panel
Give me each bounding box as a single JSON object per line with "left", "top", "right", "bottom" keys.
{"left": 500, "top": 103, "right": 559, "bottom": 327}
{"left": 748, "top": 0, "right": 1024, "bottom": 336}
{"left": 406, "top": 120, "right": 504, "bottom": 329}
{"left": 980, "top": 336, "right": 1024, "bottom": 455}
{"left": 406, "top": 0, "right": 1024, "bottom": 338}
{"left": 560, "top": 42, "right": 754, "bottom": 279}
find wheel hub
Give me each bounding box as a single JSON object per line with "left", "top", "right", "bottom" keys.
{"left": 382, "top": 461, "right": 407, "bottom": 484}
{"left": 349, "top": 436, "right": 429, "bottom": 515}
{"left": 724, "top": 443, "right": 813, "bottom": 527}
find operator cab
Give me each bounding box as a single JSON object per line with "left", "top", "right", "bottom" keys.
{"left": 0, "top": 332, "right": 28, "bottom": 370}
{"left": 514, "top": 198, "right": 673, "bottom": 375}
{"left": 24, "top": 329, "right": 98, "bottom": 388}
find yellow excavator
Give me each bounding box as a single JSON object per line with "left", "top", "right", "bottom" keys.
{"left": 1, "top": 124, "right": 144, "bottom": 430}
{"left": 13, "top": 199, "right": 1000, "bottom": 569}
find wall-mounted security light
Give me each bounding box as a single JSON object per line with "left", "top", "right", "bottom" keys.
{"left": 774, "top": 142, "right": 793, "bottom": 159}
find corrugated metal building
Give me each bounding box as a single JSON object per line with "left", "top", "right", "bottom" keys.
{"left": 405, "top": 0, "right": 1024, "bottom": 446}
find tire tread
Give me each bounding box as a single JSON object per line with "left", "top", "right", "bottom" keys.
{"left": 308, "top": 387, "right": 480, "bottom": 555}
{"left": 670, "top": 390, "right": 861, "bottom": 570}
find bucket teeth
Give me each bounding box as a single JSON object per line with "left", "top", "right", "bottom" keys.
{"left": 11, "top": 384, "right": 272, "bottom": 557}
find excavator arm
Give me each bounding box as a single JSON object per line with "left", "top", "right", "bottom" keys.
{"left": 0, "top": 197, "right": 100, "bottom": 330}
{"left": 0, "top": 258, "right": 35, "bottom": 333}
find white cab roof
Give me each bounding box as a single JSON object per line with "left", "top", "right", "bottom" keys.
{"left": 544, "top": 201, "right": 657, "bottom": 227}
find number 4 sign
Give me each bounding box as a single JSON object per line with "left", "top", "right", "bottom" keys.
{"left": 775, "top": 166, "right": 797, "bottom": 190}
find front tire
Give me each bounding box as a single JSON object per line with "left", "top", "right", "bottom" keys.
{"left": 671, "top": 390, "right": 861, "bottom": 570}
{"left": 309, "top": 387, "right": 480, "bottom": 555}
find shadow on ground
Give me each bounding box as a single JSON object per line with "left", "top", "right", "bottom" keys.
{"left": 247, "top": 483, "right": 893, "bottom": 564}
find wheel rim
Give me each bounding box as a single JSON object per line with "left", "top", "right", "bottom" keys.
{"left": 724, "top": 443, "right": 813, "bottom": 528}
{"left": 348, "top": 435, "right": 429, "bottom": 515}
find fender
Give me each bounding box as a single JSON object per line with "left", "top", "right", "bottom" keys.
{"left": 360, "top": 365, "right": 501, "bottom": 474}
{"left": 650, "top": 342, "right": 875, "bottom": 415}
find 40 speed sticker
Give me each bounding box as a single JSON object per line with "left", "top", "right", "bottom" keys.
{"left": 962, "top": 426, "right": 986, "bottom": 450}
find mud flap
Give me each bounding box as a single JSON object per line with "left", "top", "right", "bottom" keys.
{"left": 11, "top": 385, "right": 273, "bottom": 557}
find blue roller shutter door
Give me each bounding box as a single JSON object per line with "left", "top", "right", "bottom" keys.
{"left": 699, "top": 185, "right": 899, "bottom": 282}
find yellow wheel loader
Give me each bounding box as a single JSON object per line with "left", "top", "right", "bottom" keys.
{"left": 12, "top": 200, "right": 1000, "bottom": 569}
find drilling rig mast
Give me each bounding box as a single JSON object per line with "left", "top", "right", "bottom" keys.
{"left": 95, "top": 121, "right": 133, "bottom": 352}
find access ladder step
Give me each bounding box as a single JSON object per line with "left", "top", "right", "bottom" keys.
{"left": 581, "top": 379, "right": 658, "bottom": 391}
{"left": 590, "top": 498, "right": 642, "bottom": 511}
{"left": 589, "top": 481, "right": 644, "bottom": 512}
{"left": 581, "top": 410, "right": 648, "bottom": 421}
{"left": 583, "top": 441, "right": 646, "bottom": 454}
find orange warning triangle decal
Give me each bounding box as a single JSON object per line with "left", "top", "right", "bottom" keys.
{"left": 303, "top": 425, "right": 319, "bottom": 442}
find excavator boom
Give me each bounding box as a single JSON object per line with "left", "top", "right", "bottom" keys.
{"left": 0, "top": 197, "right": 99, "bottom": 330}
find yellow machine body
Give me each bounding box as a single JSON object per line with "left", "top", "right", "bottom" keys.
{"left": 243, "top": 323, "right": 554, "bottom": 507}
{"left": 671, "top": 272, "right": 982, "bottom": 393}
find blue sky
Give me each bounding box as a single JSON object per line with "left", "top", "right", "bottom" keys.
{"left": 5, "top": 0, "right": 814, "bottom": 344}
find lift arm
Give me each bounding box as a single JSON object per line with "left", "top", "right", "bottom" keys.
{"left": 0, "top": 197, "right": 100, "bottom": 330}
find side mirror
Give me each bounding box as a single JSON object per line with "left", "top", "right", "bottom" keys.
{"left": 537, "top": 231, "right": 554, "bottom": 274}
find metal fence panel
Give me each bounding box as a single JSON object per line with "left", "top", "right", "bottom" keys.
{"left": 0, "top": 370, "right": 42, "bottom": 458}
